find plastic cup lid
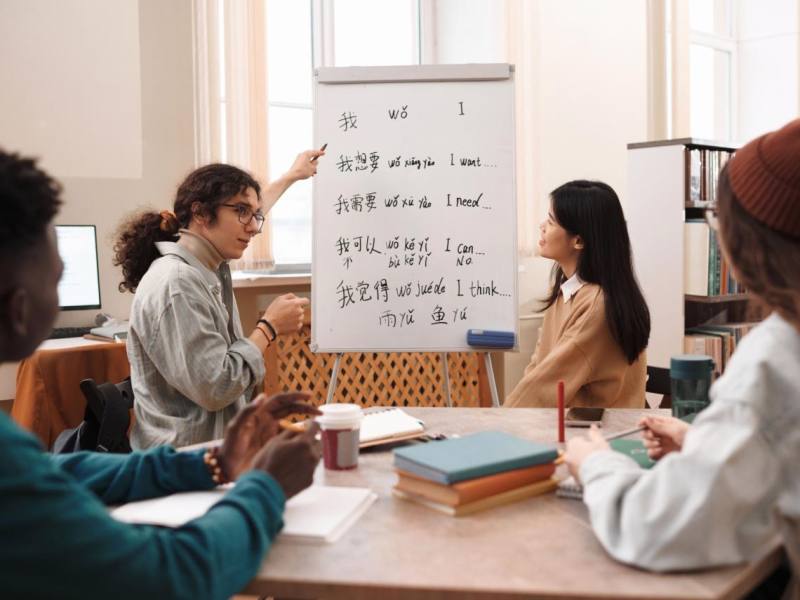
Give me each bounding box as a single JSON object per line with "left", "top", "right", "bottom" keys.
{"left": 670, "top": 354, "right": 715, "bottom": 379}
{"left": 316, "top": 403, "right": 363, "bottom": 428}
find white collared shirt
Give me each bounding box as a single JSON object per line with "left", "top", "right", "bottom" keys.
{"left": 560, "top": 273, "right": 586, "bottom": 303}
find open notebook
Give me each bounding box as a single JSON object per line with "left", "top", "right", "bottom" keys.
{"left": 359, "top": 408, "right": 425, "bottom": 448}
{"left": 111, "top": 485, "right": 377, "bottom": 544}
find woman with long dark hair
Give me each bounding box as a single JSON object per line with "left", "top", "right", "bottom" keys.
{"left": 505, "top": 180, "right": 650, "bottom": 407}
{"left": 564, "top": 119, "right": 800, "bottom": 594}
{"left": 116, "top": 150, "right": 324, "bottom": 449}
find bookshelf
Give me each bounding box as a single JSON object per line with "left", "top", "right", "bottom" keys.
{"left": 626, "top": 138, "right": 764, "bottom": 373}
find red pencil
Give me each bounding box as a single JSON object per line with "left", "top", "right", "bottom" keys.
{"left": 557, "top": 380, "right": 565, "bottom": 443}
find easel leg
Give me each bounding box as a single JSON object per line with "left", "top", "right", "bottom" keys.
{"left": 326, "top": 353, "right": 343, "bottom": 405}
{"left": 440, "top": 352, "right": 452, "bottom": 408}
{"left": 483, "top": 353, "right": 500, "bottom": 407}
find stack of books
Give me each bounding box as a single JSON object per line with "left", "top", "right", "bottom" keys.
{"left": 392, "top": 431, "right": 559, "bottom": 516}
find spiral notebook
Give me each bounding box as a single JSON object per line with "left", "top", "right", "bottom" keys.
{"left": 359, "top": 408, "right": 425, "bottom": 448}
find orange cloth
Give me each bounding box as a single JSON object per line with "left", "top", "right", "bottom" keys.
{"left": 11, "top": 343, "right": 129, "bottom": 448}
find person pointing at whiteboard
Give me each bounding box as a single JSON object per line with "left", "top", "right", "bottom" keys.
{"left": 115, "top": 149, "right": 325, "bottom": 448}
{"left": 504, "top": 180, "right": 650, "bottom": 408}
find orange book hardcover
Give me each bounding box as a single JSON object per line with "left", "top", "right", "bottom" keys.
{"left": 393, "top": 478, "right": 558, "bottom": 516}
{"left": 395, "top": 462, "right": 556, "bottom": 507}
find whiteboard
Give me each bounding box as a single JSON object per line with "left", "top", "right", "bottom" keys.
{"left": 312, "top": 64, "right": 517, "bottom": 352}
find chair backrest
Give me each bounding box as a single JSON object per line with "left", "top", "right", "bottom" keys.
{"left": 646, "top": 366, "right": 672, "bottom": 409}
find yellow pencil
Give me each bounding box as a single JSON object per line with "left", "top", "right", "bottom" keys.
{"left": 279, "top": 418, "right": 307, "bottom": 433}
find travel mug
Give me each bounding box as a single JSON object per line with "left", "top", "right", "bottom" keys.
{"left": 670, "top": 354, "right": 714, "bottom": 419}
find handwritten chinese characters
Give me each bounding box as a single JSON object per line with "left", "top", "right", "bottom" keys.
{"left": 313, "top": 67, "right": 516, "bottom": 351}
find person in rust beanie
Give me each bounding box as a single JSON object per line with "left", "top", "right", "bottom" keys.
{"left": 564, "top": 119, "right": 799, "bottom": 597}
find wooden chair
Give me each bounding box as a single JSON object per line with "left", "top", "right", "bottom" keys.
{"left": 646, "top": 365, "right": 672, "bottom": 409}
{"left": 263, "top": 312, "right": 493, "bottom": 407}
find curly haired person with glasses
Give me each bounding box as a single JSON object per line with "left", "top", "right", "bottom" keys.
{"left": 114, "top": 150, "right": 324, "bottom": 448}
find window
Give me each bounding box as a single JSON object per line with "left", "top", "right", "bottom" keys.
{"left": 265, "top": 0, "right": 421, "bottom": 268}
{"left": 266, "top": 0, "right": 314, "bottom": 266}
{"left": 688, "top": 0, "right": 735, "bottom": 141}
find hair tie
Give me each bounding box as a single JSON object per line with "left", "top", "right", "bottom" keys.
{"left": 159, "top": 210, "right": 178, "bottom": 233}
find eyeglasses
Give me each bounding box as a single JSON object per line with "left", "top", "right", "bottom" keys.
{"left": 704, "top": 206, "right": 719, "bottom": 231}
{"left": 221, "top": 203, "right": 265, "bottom": 233}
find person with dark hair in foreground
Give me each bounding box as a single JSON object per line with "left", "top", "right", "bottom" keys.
{"left": 0, "top": 149, "right": 322, "bottom": 599}
{"left": 565, "top": 120, "right": 800, "bottom": 596}
{"left": 505, "top": 180, "right": 650, "bottom": 407}
{"left": 115, "top": 150, "right": 324, "bottom": 449}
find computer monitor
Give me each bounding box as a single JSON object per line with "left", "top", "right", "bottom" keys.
{"left": 55, "top": 225, "right": 101, "bottom": 311}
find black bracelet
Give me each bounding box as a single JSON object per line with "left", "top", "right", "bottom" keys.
{"left": 257, "top": 318, "right": 277, "bottom": 342}
{"left": 254, "top": 325, "right": 271, "bottom": 345}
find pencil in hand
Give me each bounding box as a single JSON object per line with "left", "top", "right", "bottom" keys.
{"left": 310, "top": 143, "right": 327, "bottom": 162}
{"left": 279, "top": 418, "right": 307, "bottom": 433}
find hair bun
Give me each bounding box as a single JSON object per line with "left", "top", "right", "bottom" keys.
{"left": 159, "top": 210, "right": 179, "bottom": 234}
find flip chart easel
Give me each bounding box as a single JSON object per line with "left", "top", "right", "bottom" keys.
{"left": 312, "top": 64, "right": 517, "bottom": 408}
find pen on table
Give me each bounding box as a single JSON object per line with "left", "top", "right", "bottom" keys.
{"left": 310, "top": 143, "right": 327, "bottom": 162}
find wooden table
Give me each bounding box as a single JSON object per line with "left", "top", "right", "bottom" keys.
{"left": 243, "top": 407, "right": 782, "bottom": 600}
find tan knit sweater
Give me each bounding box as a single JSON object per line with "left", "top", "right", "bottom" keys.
{"left": 504, "top": 283, "right": 646, "bottom": 408}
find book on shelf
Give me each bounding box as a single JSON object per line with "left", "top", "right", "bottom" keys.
{"left": 394, "top": 477, "right": 558, "bottom": 516}
{"left": 683, "top": 221, "right": 745, "bottom": 297}
{"left": 684, "top": 147, "right": 734, "bottom": 208}
{"left": 685, "top": 322, "right": 757, "bottom": 373}
{"left": 395, "top": 462, "right": 556, "bottom": 507}
{"left": 111, "top": 484, "right": 377, "bottom": 544}
{"left": 392, "top": 431, "right": 559, "bottom": 485}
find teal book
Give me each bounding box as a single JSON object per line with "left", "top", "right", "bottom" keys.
{"left": 393, "top": 431, "right": 559, "bottom": 484}
{"left": 609, "top": 439, "right": 655, "bottom": 469}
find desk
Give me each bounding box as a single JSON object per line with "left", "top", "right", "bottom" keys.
{"left": 11, "top": 338, "right": 129, "bottom": 448}
{"left": 243, "top": 408, "right": 782, "bottom": 600}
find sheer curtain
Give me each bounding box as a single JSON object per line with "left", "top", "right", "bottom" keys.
{"left": 505, "top": 0, "right": 539, "bottom": 258}
{"left": 193, "top": 0, "right": 274, "bottom": 271}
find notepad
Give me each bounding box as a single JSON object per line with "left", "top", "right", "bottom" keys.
{"left": 110, "top": 484, "right": 377, "bottom": 544}
{"left": 359, "top": 408, "right": 425, "bottom": 447}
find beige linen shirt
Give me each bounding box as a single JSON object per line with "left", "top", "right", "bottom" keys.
{"left": 128, "top": 234, "right": 265, "bottom": 449}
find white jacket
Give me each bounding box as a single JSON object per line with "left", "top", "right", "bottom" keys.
{"left": 580, "top": 313, "right": 800, "bottom": 583}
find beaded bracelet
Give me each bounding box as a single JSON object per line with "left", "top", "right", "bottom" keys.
{"left": 203, "top": 446, "right": 230, "bottom": 485}
{"left": 257, "top": 318, "right": 278, "bottom": 342}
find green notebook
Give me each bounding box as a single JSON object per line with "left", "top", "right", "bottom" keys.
{"left": 609, "top": 439, "right": 655, "bottom": 469}
{"left": 393, "top": 431, "right": 559, "bottom": 484}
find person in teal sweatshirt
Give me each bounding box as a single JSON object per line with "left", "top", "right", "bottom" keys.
{"left": 0, "top": 148, "right": 322, "bottom": 600}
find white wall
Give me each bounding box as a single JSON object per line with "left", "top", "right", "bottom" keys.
{"left": 518, "top": 0, "right": 649, "bottom": 311}
{"left": 433, "top": 0, "right": 649, "bottom": 392}
{"left": 0, "top": 0, "right": 197, "bottom": 326}
{"left": 736, "top": 0, "right": 800, "bottom": 140}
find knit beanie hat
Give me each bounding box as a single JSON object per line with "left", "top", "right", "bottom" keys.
{"left": 728, "top": 118, "right": 800, "bottom": 237}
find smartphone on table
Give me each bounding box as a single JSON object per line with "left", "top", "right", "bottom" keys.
{"left": 564, "top": 407, "right": 605, "bottom": 427}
